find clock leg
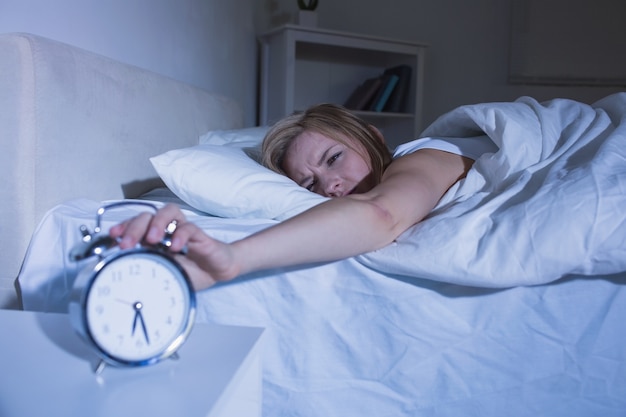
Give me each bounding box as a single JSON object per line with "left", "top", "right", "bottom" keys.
{"left": 94, "top": 359, "right": 106, "bottom": 375}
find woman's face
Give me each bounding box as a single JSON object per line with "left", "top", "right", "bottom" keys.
{"left": 282, "top": 130, "right": 376, "bottom": 197}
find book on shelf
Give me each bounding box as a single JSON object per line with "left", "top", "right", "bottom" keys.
{"left": 368, "top": 73, "right": 399, "bottom": 112}
{"left": 343, "top": 77, "right": 383, "bottom": 110}
{"left": 382, "top": 64, "right": 412, "bottom": 113}
{"left": 344, "top": 63, "right": 412, "bottom": 113}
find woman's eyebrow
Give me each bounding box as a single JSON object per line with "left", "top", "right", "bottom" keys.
{"left": 296, "top": 147, "right": 332, "bottom": 188}
{"left": 316, "top": 147, "right": 332, "bottom": 167}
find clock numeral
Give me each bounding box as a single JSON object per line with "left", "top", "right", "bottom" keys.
{"left": 97, "top": 286, "right": 111, "bottom": 297}
{"left": 95, "top": 304, "right": 105, "bottom": 315}
{"left": 170, "top": 296, "right": 176, "bottom": 307}
{"left": 163, "top": 279, "right": 170, "bottom": 291}
{"left": 102, "top": 324, "right": 110, "bottom": 334}
{"left": 117, "top": 335, "right": 125, "bottom": 346}
{"left": 111, "top": 270, "right": 123, "bottom": 282}
{"left": 128, "top": 263, "right": 141, "bottom": 276}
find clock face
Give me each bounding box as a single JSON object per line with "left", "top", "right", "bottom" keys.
{"left": 84, "top": 251, "right": 194, "bottom": 364}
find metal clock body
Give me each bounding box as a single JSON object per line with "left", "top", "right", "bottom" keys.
{"left": 68, "top": 202, "right": 196, "bottom": 373}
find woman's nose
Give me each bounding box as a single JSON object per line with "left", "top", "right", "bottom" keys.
{"left": 322, "top": 178, "right": 342, "bottom": 197}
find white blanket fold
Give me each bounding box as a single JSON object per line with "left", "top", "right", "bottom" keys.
{"left": 357, "top": 93, "right": 626, "bottom": 287}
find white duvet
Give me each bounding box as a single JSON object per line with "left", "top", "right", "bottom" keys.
{"left": 17, "top": 94, "right": 626, "bottom": 417}
{"left": 358, "top": 93, "right": 626, "bottom": 286}
{"left": 17, "top": 199, "right": 626, "bottom": 417}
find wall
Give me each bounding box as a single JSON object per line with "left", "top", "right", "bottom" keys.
{"left": 5, "top": 0, "right": 621, "bottom": 137}
{"left": 0, "top": 0, "right": 258, "bottom": 126}
{"left": 509, "top": 0, "right": 626, "bottom": 85}
{"left": 257, "top": 0, "right": 624, "bottom": 129}
{"left": 2, "top": 0, "right": 622, "bottom": 133}
{"left": 0, "top": 0, "right": 260, "bottom": 308}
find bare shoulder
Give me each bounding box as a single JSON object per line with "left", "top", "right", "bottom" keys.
{"left": 384, "top": 148, "right": 473, "bottom": 189}
{"left": 350, "top": 148, "right": 474, "bottom": 230}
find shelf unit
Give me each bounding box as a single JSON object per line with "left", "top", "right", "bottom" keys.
{"left": 258, "top": 24, "right": 428, "bottom": 148}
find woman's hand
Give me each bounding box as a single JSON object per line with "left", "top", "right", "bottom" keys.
{"left": 109, "top": 204, "right": 240, "bottom": 291}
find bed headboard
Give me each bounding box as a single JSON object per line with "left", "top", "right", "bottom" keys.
{"left": 0, "top": 33, "right": 244, "bottom": 307}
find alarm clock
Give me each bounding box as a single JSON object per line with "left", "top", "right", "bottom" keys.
{"left": 68, "top": 201, "right": 196, "bottom": 374}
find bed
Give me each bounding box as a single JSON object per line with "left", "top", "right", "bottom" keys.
{"left": 9, "top": 33, "right": 626, "bottom": 416}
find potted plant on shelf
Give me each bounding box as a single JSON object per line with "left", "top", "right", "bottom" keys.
{"left": 297, "top": 0, "right": 318, "bottom": 27}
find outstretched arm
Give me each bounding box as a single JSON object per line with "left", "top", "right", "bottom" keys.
{"left": 110, "top": 149, "right": 472, "bottom": 290}
{"left": 234, "top": 149, "right": 471, "bottom": 271}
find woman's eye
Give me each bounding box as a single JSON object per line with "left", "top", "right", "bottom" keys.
{"left": 327, "top": 152, "right": 341, "bottom": 166}
{"left": 306, "top": 180, "right": 317, "bottom": 191}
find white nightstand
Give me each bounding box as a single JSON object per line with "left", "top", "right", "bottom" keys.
{"left": 0, "top": 309, "right": 263, "bottom": 417}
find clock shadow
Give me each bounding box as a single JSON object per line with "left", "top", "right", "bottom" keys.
{"left": 36, "top": 312, "right": 100, "bottom": 368}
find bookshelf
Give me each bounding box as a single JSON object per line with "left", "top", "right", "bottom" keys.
{"left": 258, "top": 25, "right": 428, "bottom": 149}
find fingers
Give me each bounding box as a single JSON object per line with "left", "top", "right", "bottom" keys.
{"left": 113, "top": 204, "right": 187, "bottom": 250}
{"left": 144, "top": 204, "right": 187, "bottom": 245}
{"left": 115, "top": 212, "right": 151, "bottom": 249}
{"left": 163, "top": 220, "right": 202, "bottom": 253}
{"left": 109, "top": 203, "right": 239, "bottom": 291}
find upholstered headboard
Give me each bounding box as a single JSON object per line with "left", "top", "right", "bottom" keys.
{"left": 0, "top": 33, "right": 244, "bottom": 307}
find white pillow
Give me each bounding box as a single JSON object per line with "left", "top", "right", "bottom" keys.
{"left": 199, "top": 126, "right": 270, "bottom": 162}
{"left": 150, "top": 144, "right": 328, "bottom": 220}
{"left": 199, "top": 126, "right": 269, "bottom": 147}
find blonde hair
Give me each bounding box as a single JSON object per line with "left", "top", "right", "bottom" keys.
{"left": 261, "top": 103, "right": 392, "bottom": 185}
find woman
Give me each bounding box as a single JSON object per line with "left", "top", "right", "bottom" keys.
{"left": 111, "top": 104, "right": 493, "bottom": 290}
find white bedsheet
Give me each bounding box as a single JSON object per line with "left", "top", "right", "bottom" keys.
{"left": 17, "top": 199, "right": 626, "bottom": 417}
{"left": 359, "top": 93, "right": 626, "bottom": 287}
{"left": 17, "top": 94, "right": 626, "bottom": 416}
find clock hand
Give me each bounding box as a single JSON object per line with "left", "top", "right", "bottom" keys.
{"left": 138, "top": 310, "right": 150, "bottom": 345}
{"left": 116, "top": 298, "right": 133, "bottom": 306}
{"left": 132, "top": 309, "right": 140, "bottom": 336}
{"left": 132, "top": 301, "right": 150, "bottom": 345}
